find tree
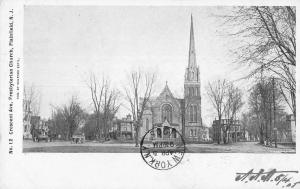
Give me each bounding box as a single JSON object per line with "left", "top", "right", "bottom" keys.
{"left": 23, "top": 83, "right": 41, "bottom": 116}
{"left": 52, "top": 96, "right": 85, "bottom": 140}
{"left": 207, "top": 79, "right": 244, "bottom": 144}
{"left": 248, "top": 78, "right": 284, "bottom": 144}
{"left": 51, "top": 108, "right": 68, "bottom": 140}
{"left": 86, "top": 73, "right": 120, "bottom": 140}
{"left": 222, "top": 6, "right": 296, "bottom": 120}
{"left": 102, "top": 81, "right": 120, "bottom": 139}
{"left": 86, "top": 73, "right": 105, "bottom": 139}
{"left": 222, "top": 83, "right": 243, "bottom": 143}
{"left": 206, "top": 79, "right": 229, "bottom": 144}
{"left": 241, "top": 112, "right": 260, "bottom": 141}
{"left": 124, "top": 70, "right": 156, "bottom": 147}
{"left": 83, "top": 113, "right": 99, "bottom": 140}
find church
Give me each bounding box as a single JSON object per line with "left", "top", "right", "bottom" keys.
{"left": 140, "top": 15, "right": 209, "bottom": 142}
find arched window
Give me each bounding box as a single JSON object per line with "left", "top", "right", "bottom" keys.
{"left": 146, "top": 118, "right": 149, "bottom": 131}
{"left": 189, "top": 105, "right": 193, "bottom": 121}
{"left": 161, "top": 104, "right": 172, "bottom": 123}
{"left": 194, "top": 105, "right": 197, "bottom": 122}
{"left": 171, "top": 129, "right": 177, "bottom": 138}
{"left": 157, "top": 128, "right": 162, "bottom": 138}
{"left": 190, "top": 129, "right": 193, "bottom": 136}
{"left": 189, "top": 105, "right": 198, "bottom": 122}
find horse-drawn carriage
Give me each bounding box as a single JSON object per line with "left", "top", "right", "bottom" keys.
{"left": 71, "top": 133, "right": 85, "bottom": 144}
{"left": 31, "top": 128, "right": 56, "bottom": 142}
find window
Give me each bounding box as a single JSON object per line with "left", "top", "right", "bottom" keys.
{"left": 189, "top": 105, "right": 198, "bottom": 122}
{"left": 146, "top": 118, "right": 149, "bottom": 131}
{"left": 161, "top": 104, "right": 172, "bottom": 122}
{"left": 190, "top": 130, "right": 193, "bottom": 136}
{"left": 189, "top": 106, "right": 193, "bottom": 121}
{"left": 196, "top": 87, "right": 200, "bottom": 96}
{"left": 194, "top": 105, "right": 197, "bottom": 122}
{"left": 157, "top": 128, "right": 162, "bottom": 138}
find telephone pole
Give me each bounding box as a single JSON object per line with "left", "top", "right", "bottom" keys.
{"left": 272, "top": 77, "right": 277, "bottom": 148}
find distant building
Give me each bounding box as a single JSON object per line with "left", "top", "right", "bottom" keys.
{"left": 23, "top": 99, "right": 32, "bottom": 139}
{"left": 287, "top": 114, "right": 296, "bottom": 143}
{"left": 276, "top": 114, "right": 296, "bottom": 143}
{"left": 212, "top": 119, "right": 243, "bottom": 143}
{"left": 110, "top": 114, "right": 134, "bottom": 140}
{"left": 23, "top": 99, "right": 49, "bottom": 139}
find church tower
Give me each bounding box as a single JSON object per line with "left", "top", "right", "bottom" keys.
{"left": 184, "top": 15, "right": 202, "bottom": 139}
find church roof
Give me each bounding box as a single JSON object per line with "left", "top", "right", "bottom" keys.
{"left": 157, "top": 81, "right": 175, "bottom": 99}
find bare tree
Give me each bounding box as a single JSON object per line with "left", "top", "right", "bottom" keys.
{"left": 207, "top": 79, "right": 244, "bottom": 144}
{"left": 206, "top": 79, "right": 229, "bottom": 144}
{"left": 52, "top": 96, "right": 85, "bottom": 140}
{"left": 241, "top": 112, "right": 260, "bottom": 141}
{"left": 248, "top": 83, "right": 265, "bottom": 144}
{"left": 124, "top": 70, "right": 156, "bottom": 147}
{"left": 102, "top": 81, "right": 120, "bottom": 139}
{"left": 223, "top": 83, "right": 243, "bottom": 143}
{"left": 221, "top": 6, "right": 296, "bottom": 120}
{"left": 248, "top": 78, "right": 284, "bottom": 144}
{"left": 86, "top": 73, "right": 105, "bottom": 139}
{"left": 86, "top": 72, "right": 120, "bottom": 140}
{"left": 23, "top": 83, "right": 41, "bottom": 116}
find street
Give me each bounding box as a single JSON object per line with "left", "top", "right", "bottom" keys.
{"left": 23, "top": 140, "right": 295, "bottom": 153}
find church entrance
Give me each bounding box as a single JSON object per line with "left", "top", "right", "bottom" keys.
{"left": 171, "top": 128, "right": 177, "bottom": 138}
{"left": 163, "top": 127, "right": 170, "bottom": 138}
{"left": 157, "top": 128, "right": 162, "bottom": 138}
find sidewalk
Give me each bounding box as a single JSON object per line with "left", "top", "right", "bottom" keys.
{"left": 23, "top": 140, "right": 296, "bottom": 153}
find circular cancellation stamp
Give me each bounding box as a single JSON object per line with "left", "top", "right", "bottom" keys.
{"left": 140, "top": 127, "right": 185, "bottom": 170}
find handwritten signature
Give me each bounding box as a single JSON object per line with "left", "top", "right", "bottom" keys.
{"left": 236, "top": 169, "right": 300, "bottom": 188}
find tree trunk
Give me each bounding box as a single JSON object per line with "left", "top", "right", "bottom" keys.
{"left": 134, "top": 123, "right": 139, "bottom": 147}
{"left": 217, "top": 116, "right": 222, "bottom": 144}
{"left": 96, "top": 114, "right": 101, "bottom": 141}
{"left": 66, "top": 129, "right": 70, "bottom": 141}
{"left": 259, "top": 125, "right": 264, "bottom": 144}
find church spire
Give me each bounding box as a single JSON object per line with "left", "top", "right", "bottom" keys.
{"left": 188, "top": 14, "right": 196, "bottom": 68}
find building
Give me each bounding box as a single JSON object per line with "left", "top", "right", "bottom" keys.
{"left": 274, "top": 114, "right": 296, "bottom": 144}
{"left": 212, "top": 119, "right": 243, "bottom": 143}
{"left": 139, "top": 15, "right": 209, "bottom": 142}
{"left": 23, "top": 99, "right": 32, "bottom": 139}
{"left": 110, "top": 114, "right": 134, "bottom": 140}
{"left": 286, "top": 114, "right": 296, "bottom": 143}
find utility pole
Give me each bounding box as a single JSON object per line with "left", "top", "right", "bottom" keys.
{"left": 272, "top": 77, "right": 277, "bottom": 148}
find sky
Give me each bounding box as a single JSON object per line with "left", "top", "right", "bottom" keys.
{"left": 24, "top": 6, "right": 254, "bottom": 126}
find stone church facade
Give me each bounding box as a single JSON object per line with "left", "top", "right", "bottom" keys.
{"left": 140, "top": 15, "right": 209, "bottom": 142}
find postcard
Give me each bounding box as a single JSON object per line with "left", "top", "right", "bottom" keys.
{"left": 0, "top": 0, "right": 299, "bottom": 188}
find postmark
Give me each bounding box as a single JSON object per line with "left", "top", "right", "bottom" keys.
{"left": 140, "top": 127, "right": 185, "bottom": 170}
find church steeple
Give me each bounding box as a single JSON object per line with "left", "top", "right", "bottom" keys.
{"left": 188, "top": 14, "right": 196, "bottom": 68}
{"left": 185, "top": 14, "right": 199, "bottom": 82}
{"left": 184, "top": 14, "right": 203, "bottom": 129}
